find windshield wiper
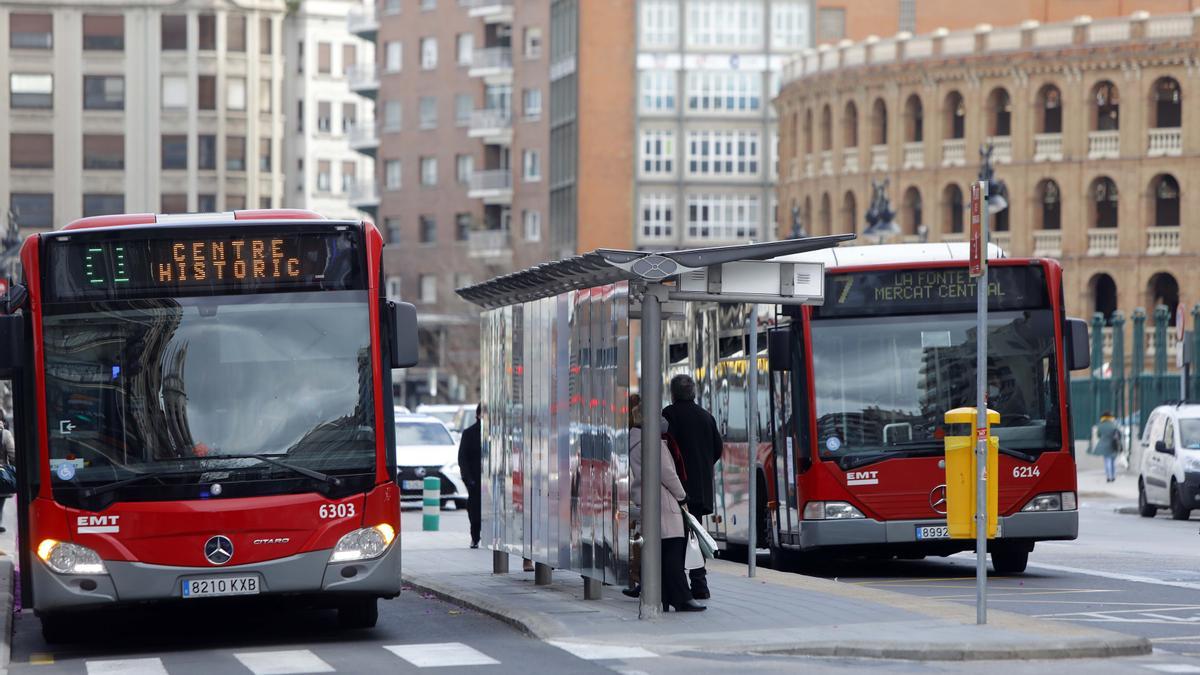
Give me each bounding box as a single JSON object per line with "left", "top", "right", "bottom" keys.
{"left": 835, "top": 443, "right": 945, "bottom": 470}
{"left": 79, "top": 467, "right": 201, "bottom": 499}
{"left": 998, "top": 446, "right": 1038, "bottom": 463}
{"left": 174, "top": 454, "right": 343, "bottom": 488}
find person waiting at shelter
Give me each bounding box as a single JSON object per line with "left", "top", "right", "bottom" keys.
{"left": 457, "top": 404, "right": 483, "bottom": 548}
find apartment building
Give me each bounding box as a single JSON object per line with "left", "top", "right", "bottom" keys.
{"left": 283, "top": 0, "right": 376, "bottom": 220}
{"left": 1, "top": 1, "right": 288, "bottom": 236}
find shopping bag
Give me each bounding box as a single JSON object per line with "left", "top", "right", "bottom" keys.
{"left": 684, "top": 532, "right": 704, "bottom": 570}
{"left": 0, "top": 465, "right": 16, "bottom": 496}
{"left": 683, "top": 511, "right": 716, "bottom": 559}
{"left": 1117, "top": 450, "right": 1130, "bottom": 471}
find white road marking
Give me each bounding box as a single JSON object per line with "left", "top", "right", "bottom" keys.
{"left": 548, "top": 641, "right": 658, "bottom": 660}
{"left": 1143, "top": 665, "right": 1200, "bottom": 673}
{"left": 1026, "top": 561, "right": 1200, "bottom": 592}
{"left": 234, "top": 649, "right": 335, "bottom": 674}
{"left": 87, "top": 658, "right": 169, "bottom": 675}
{"left": 384, "top": 642, "right": 499, "bottom": 668}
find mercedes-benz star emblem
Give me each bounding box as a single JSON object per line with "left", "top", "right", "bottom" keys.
{"left": 204, "top": 535, "right": 234, "bottom": 565}
{"left": 929, "top": 485, "right": 948, "bottom": 515}
{"left": 414, "top": 467, "right": 427, "bottom": 478}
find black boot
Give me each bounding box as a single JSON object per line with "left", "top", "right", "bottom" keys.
{"left": 673, "top": 600, "right": 706, "bottom": 612}
{"left": 622, "top": 584, "right": 641, "bottom": 598}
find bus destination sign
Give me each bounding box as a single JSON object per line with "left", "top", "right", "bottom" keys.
{"left": 45, "top": 229, "right": 363, "bottom": 301}
{"left": 814, "top": 265, "right": 1049, "bottom": 318}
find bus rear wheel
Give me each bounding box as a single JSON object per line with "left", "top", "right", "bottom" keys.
{"left": 40, "top": 613, "right": 70, "bottom": 644}
{"left": 337, "top": 597, "right": 379, "bottom": 629}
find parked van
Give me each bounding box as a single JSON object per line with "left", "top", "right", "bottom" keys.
{"left": 1137, "top": 402, "right": 1200, "bottom": 519}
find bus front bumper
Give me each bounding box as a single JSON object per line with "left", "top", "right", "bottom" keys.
{"left": 31, "top": 539, "right": 401, "bottom": 613}
{"left": 796, "top": 510, "right": 1078, "bottom": 551}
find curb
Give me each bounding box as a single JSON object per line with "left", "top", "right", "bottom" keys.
{"left": 403, "top": 571, "right": 568, "bottom": 640}
{"left": 0, "top": 559, "right": 13, "bottom": 670}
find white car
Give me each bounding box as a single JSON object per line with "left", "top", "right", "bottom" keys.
{"left": 395, "top": 414, "right": 467, "bottom": 508}
{"left": 1137, "top": 402, "right": 1200, "bottom": 520}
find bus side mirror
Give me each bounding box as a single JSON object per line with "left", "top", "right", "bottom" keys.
{"left": 0, "top": 316, "right": 23, "bottom": 376}
{"left": 768, "top": 328, "right": 792, "bottom": 372}
{"left": 1067, "top": 318, "right": 1089, "bottom": 371}
{"left": 389, "top": 302, "right": 419, "bottom": 368}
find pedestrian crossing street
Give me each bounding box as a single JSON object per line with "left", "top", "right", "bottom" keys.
{"left": 67, "top": 641, "right": 659, "bottom": 674}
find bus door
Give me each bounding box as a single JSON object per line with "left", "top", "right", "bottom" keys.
{"left": 767, "top": 323, "right": 799, "bottom": 548}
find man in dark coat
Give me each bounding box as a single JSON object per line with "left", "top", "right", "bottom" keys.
{"left": 457, "top": 405, "right": 483, "bottom": 548}
{"left": 662, "top": 374, "right": 722, "bottom": 599}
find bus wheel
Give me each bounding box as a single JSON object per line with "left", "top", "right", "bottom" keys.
{"left": 40, "top": 613, "right": 70, "bottom": 644}
{"left": 990, "top": 546, "right": 1030, "bottom": 575}
{"left": 337, "top": 597, "right": 379, "bottom": 629}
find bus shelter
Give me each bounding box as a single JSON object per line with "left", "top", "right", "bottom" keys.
{"left": 457, "top": 235, "right": 852, "bottom": 618}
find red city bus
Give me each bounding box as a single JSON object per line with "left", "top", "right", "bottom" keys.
{"left": 678, "top": 244, "right": 1089, "bottom": 574}
{"left": 0, "top": 210, "right": 418, "bottom": 641}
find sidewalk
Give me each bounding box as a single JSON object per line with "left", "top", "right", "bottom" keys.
{"left": 1074, "top": 441, "right": 1138, "bottom": 501}
{"left": 402, "top": 521, "right": 1149, "bottom": 661}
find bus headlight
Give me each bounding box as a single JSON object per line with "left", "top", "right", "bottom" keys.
{"left": 37, "top": 540, "right": 107, "bottom": 575}
{"left": 1021, "top": 492, "right": 1076, "bottom": 512}
{"left": 330, "top": 524, "right": 396, "bottom": 562}
{"left": 802, "top": 501, "right": 865, "bottom": 520}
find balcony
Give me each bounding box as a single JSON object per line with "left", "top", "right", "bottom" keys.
{"left": 803, "top": 155, "right": 815, "bottom": 177}
{"left": 1148, "top": 127, "right": 1182, "bottom": 157}
{"left": 468, "top": 169, "right": 512, "bottom": 204}
{"left": 468, "top": 229, "right": 513, "bottom": 264}
{"left": 347, "top": 6, "right": 378, "bottom": 42}
{"left": 941, "top": 139, "right": 966, "bottom": 167}
{"left": 1032, "top": 230, "right": 1062, "bottom": 258}
{"left": 870, "top": 144, "right": 887, "bottom": 171}
{"left": 1087, "top": 228, "right": 1119, "bottom": 256}
{"left": 348, "top": 181, "right": 379, "bottom": 212}
{"left": 463, "top": 0, "right": 513, "bottom": 23}
{"left": 987, "top": 136, "right": 1012, "bottom": 163}
{"left": 1145, "top": 328, "right": 1179, "bottom": 358}
{"left": 1146, "top": 226, "right": 1181, "bottom": 255}
{"left": 991, "top": 231, "right": 1011, "bottom": 251}
{"left": 841, "top": 147, "right": 859, "bottom": 174}
{"left": 902, "top": 142, "right": 923, "bottom": 169}
{"left": 468, "top": 109, "right": 513, "bottom": 145}
{"left": 347, "top": 122, "right": 378, "bottom": 156}
{"left": 1033, "top": 133, "right": 1063, "bottom": 162}
{"left": 1088, "top": 130, "right": 1119, "bottom": 159}
{"left": 468, "top": 47, "right": 513, "bottom": 84}
{"left": 819, "top": 150, "right": 833, "bottom": 176}
{"left": 346, "top": 64, "right": 378, "bottom": 99}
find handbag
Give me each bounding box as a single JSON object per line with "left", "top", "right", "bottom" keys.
{"left": 683, "top": 510, "right": 717, "bottom": 559}
{"left": 684, "top": 532, "right": 704, "bottom": 570}
{"left": 0, "top": 464, "right": 16, "bottom": 496}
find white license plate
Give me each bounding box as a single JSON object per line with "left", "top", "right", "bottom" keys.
{"left": 181, "top": 576, "right": 260, "bottom": 599}
{"left": 401, "top": 479, "right": 424, "bottom": 490}
{"left": 916, "top": 525, "right": 949, "bottom": 540}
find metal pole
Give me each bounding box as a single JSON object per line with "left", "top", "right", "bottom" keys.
{"left": 640, "top": 287, "right": 663, "bottom": 620}
{"left": 975, "top": 182, "right": 989, "bottom": 626}
{"left": 747, "top": 304, "right": 758, "bottom": 578}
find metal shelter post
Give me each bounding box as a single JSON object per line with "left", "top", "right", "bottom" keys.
{"left": 747, "top": 305, "right": 758, "bottom": 578}
{"left": 640, "top": 286, "right": 664, "bottom": 620}
{"left": 974, "top": 181, "right": 989, "bottom": 625}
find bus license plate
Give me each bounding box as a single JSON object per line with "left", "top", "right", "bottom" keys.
{"left": 916, "top": 525, "right": 949, "bottom": 540}
{"left": 181, "top": 576, "right": 260, "bottom": 599}
{"left": 401, "top": 480, "right": 424, "bottom": 490}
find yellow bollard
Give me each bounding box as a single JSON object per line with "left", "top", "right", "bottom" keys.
{"left": 943, "top": 407, "right": 999, "bottom": 540}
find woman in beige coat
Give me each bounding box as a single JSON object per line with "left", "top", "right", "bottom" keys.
{"left": 629, "top": 395, "right": 705, "bottom": 612}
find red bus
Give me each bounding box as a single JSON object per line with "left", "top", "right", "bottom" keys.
{"left": 675, "top": 244, "right": 1089, "bottom": 574}
{"left": 0, "top": 210, "right": 417, "bottom": 641}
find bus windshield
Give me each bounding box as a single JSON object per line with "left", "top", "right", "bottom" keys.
{"left": 43, "top": 290, "right": 376, "bottom": 505}
{"left": 810, "top": 309, "right": 1061, "bottom": 463}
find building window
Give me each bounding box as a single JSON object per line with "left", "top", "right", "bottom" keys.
{"left": 420, "top": 37, "right": 438, "bottom": 70}
{"left": 686, "top": 71, "right": 761, "bottom": 112}
{"left": 1092, "top": 177, "right": 1118, "bottom": 228}
{"left": 11, "top": 73, "right": 52, "bottom": 109}
{"left": 457, "top": 33, "right": 474, "bottom": 65}
{"left": 161, "top": 15, "right": 186, "bottom": 50}
{"left": 198, "top": 194, "right": 217, "bottom": 212}
{"left": 485, "top": 83, "right": 511, "bottom": 113}
{"left": 227, "top": 135, "right": 246, "bottom": 171}
{"left": 902, "top": 187, "right": 922, "bottom": 235}
{"left": 385, "top": 218, "right": 401, "bottom": 244}
{"left": 419, "top": 96, "right": 437, "bottom": 129}
{"left": 342, "top": 102, "right": 357, "bottom": 133}
{"left": 817, "top": 7, "right": 845, "bottom": 41}
{"left": 259, "top": 137, "right": 272, "bottom": 171}
{"left": 83, "top": 194, "right": 125, "bottom": 217}
{"left": 161, "top": 135, "right": 187, "bottom": 169}
{"left": 988, "top": 88, "right": 1012, "bottom": 137}
{"left": 82, "top": 134, "right": 123, "bottom": 170}
{"left": 456, "top": 154, "right": 474, "bottom": 185}
{"left": 1153, "top": 174, "right": 1180, "bottom": 227}
{"left": 198, "top": 75, "right": 216, "bottom": 110}
{"left": 524, "top": 27, "right": 542, "bottom": 58}
{"left": 640, "top": 194, "right": 675, "bottom": 240}
{"left": 419, "top": 275, "right": 437, "bottom": 303}
{"left": 385, "top": 0, "right": 402, "bottom": 15}
{"left": 386, "top": 276, "right": 402, "bottom": 300}
{"left": 317, "top": 42, "right": 331, "bottom": 74}
{"left": 456, "top": 212, "right": 472, "bottom": 241}
{"left": 226, "top": 194, "right": 246, "bottom": 210}
{"left": 83, "top": 15, "right": 123, "bottom": 50}
{"left": 83, "top": 76, "right": 124, "bottom": 110}
{"left": 771, "top": 2, "right": 808, "bottom": 49}
{"left": 1038, "top": 85, "right": 1062, "bottom": 134}
{"left": 198, "top": 134, "right": 216, "bottom": 170}
{"left": 904, "top": 95, "right": 922, "bottom": 143}
{"left": 385, "top": 41, "right": 403, "bottom": 72}
{"left": 161, "top": 193, "right": 187, "bottom": 213}
{"left": 1090, "top": 274, "right": 1118, "bottom": 325}
{"left": 420, "top": 157, "right": 438, "bottom": 186}
{"left": 317, "top": 160, "right": 331, "bottom": 192}
{"left": 640, "top": 129, "right": 675, "bottom": 176}
{"left": 523, "top": 210, "right": 542, "bottom": 241}
{"left": 385, "top": 159, "right": 402, "bottom": 190}
{"left": 11, "top": 193, "right": 52, "bottom": 229}
{"left": 161, "top": 75, "right": 187, "bottom": 109}
{"left": 686, "top": 2, "right": 764, "bottom": 49}
{"left": 686, "top": 129, "right": 760, "bottom": 177}
{"left": 1093, "top": 81, "right": 1119, "bottom": 131}
{"left": 944, "top": 91, "right": 965, "bottom": 139}
{"left": 1153, "top": 77, "right": 1182, "bottom": 128}
{"left": 686, "top": 193, "right": 760, "bottom": 241}
{"left": 455, "top": 94, "right": 473, "bottom": 126}
{"left": 843, "top": 101, "right": 859, "bottom": 147}
{"left": 384, "top": 100, "right": 402, "bottom": 131}
{"left": 317, "top": 101, "right": 332, "bottom": 132}
{"left": 1038, "top": 180, "right": 1060, "bottom": 231}
{"left": 10, "top": 13, "right": 52, "bottom": 49}
{"left": 259, "top": 197, "right": 272, "bottom": 209}
{"left": 260, "top": 17, "right": 272, "bottom": 55}
{"left": 228, "top": 15, "right": 246, "bottom": 52}
{"left": 198, "top": 14, "right": 216, "bottom": 50}
{"left": 227, "top": 77, "right": 246, "bottom": 110}
{"left": 341, "top": 161, "right": 356, "bottom": 192}
{"left": 10, "top": 133, "right": 52, "bottom": 169}
{"left": 421, "top": 0, "right": 436, "bottom": 9}
{"left": 419, "top": 215, "right": 437, "bottom": 243}
{"left": 342, "top": 44, "right": 357, "bottom": 76}
{"left": 640, "top": 71, "right": 676, "bottom": 113}
{"left": 522, "top": 150, "right": 541, "bottom": 181}
{"left": 523, "top": 88, "right": 542, "bottom": 118}
{"left": 942, "top": 184, "right": 963, "bottom": 234}
{"left": 899, "top": 0, "right": 916, "bottom": 33}
{"left": 640, "top": 0, "right": 679, "bottom": 48}
{"left": 260, "top": 79, "right": 272, "bottom": 112}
